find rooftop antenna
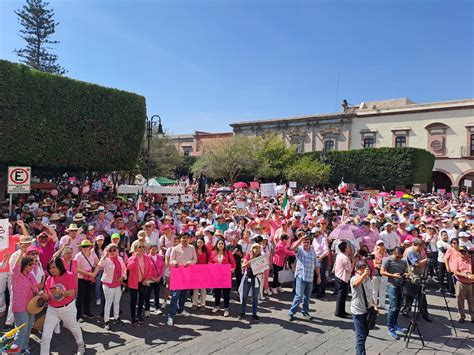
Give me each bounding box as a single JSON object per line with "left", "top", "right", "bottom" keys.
{"left": 334, "top": 72, "right": 340, "bottom": 112}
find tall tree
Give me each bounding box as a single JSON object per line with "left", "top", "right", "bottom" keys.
{"left": 14, "top": 0, "right": 66, "bottom": 75}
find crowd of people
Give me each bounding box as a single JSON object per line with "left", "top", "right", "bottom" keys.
{"left": 0, "top": 180, "right": 473, "bottom": 355}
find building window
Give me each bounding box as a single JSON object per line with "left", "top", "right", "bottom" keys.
{"left": 395, "top": 136, "right": 406, "bottom": 147}
{"left": 471, "top": 134, "right": 474, "bottom": 156}
{"left": 324, "top": 140, "right": 335, "bottom": 152}
{"left": 363, "top": 137, "right": 374, "bottom": 148}
{"left": 182, "top": 146, "right": 192, "bottom": 156}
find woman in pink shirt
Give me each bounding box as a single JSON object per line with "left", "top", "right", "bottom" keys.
{"left": 192, "top": 237, "right": 209, "bottom": 310}
{"left": 40, "top": 257, "right": 84, "bottom": 355}
{"left": 74, "top": 240, "right": 99, "bottom": 321}
{"left": 12, "top": 253, "right": 37, "bottom": 353}
{"left": 127, "top": 241, "right": 154, "bottom": 324}
{"left": 271, "top": 234, "right": 295, "bottom": 294}
{"left": 144, "top": 244, "right": 165, "bottom": 316}
{"left": 209, "top": 238, "right": 236, "bottom": 317}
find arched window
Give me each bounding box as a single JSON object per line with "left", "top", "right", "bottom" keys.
{"left": 324, "top": 139, "right": 335, "bottom": 151}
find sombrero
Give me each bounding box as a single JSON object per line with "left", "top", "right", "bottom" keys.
{"left": 27, "top": 295, "right": 46, "bottom": 315}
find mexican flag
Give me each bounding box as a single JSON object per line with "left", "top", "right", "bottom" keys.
{"left": 282, "top": 192, "right": 290, "bottom": 217}
{"left": 338, "top": 178, "right": 347, "bottom": 193}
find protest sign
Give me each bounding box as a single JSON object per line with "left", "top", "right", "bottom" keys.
{"left": 0, "top": 219, "right": 9, "bottom": 250}
{"left": 250, "top": 255, "right": 269, "bottom": 275}
{"left": 167, "top": 195, "right": 179, "bottom": 205}
{"left": 289, "top": 181, "right": 297, "bottom": 188}
{"left": 249, "top": 181, "right": 260, "bottom": 189}
{"left": 170, "top": 264, "right": 232, "bottom": 290}
{"left": 276, "top": 185, "right": 286, "bottom": 194}
{"left": 350, "top": 191, "right": 370, "bottom": 216}
{"left": 464, "top": 180, "right": 472, "bottom": 188}
{"left": 235, "top": 201, "right": 247, "bottom": 216}
{"left": 260, "top": 183, "right": 277, "bottom": 197}
{"left": 180, "top": 194, "right": 193, "bottom": 203}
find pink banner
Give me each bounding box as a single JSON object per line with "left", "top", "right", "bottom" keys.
{"left": 394, "top": 191, "right": 404, "bottom": 198}
{"left": 170, "top": 264, "right": 232, "bottom": 290}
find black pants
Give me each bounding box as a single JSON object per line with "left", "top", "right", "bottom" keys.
{"left": 77, "top": 279, "right": 94, "bottom": 318}
{"left": 428, "top": 252, "right": 438, "bottom": 277}
{"left": 145, "top": 282, "right": 161, "bottom": 310}
{"left": 334, "top": 277, "right": 349, "bottom": 316}
{"left": 213, "top": 288, "right": 230, "bottom": 308}
{"left": 272, "top": 264, "right": 283, "bottom": 288}
{"left": 447, "top": 272, "right": 456, "bottom": 294}
{"left": 402, "top": 283, "right": 429, "bottom": 317}
{"left": 314, "top": 257, "right": 327, "bottom": 296}
{"left": 438, "top": 261, "right": 448, "bottom": 289}
{"left": 130, "top": 284, "right": 148, "bottom": 321}
{"left": 234, "top": 266, "right": 243, "bottom": 290}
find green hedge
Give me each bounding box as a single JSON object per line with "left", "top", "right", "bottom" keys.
{"left": 0, "top": 60, "right": 146, "bottom": 172}
{"left": 302, "top": 148, "right": 435, "bottom": 187}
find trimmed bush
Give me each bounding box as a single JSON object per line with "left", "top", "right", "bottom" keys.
{"left": 302, "top": 148, "right": 435, "bottom": 188}
{"left": 0, "top": 60, "right": 146, "bottom": 172}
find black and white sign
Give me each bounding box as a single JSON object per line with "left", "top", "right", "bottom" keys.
{"left": 8, "top": 166, "right": 31, "bottom": 194}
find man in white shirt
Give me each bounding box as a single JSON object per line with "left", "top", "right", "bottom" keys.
{"left": 143, "top": 221, "right": 160, "bottom": 248}
{"left": 311, "top": 227, "right": 329, "bottom": 298}
{"left": 380, "top": 223, "right": 400, "bottom": 254}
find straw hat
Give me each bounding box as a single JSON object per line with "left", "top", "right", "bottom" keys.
{"left": 27, "top": 295, "right": 46, "bottom": 315}
{"left": 66, "top": 223, "right": 80, "bottom": 232}
{"left": 49, "top": 213, "right": 61, "bottom": 222}
{"left": 73, "top": 213, "right": 85, "bottom": 222}
{"left": 19, "top": 236, "right": 33, "bottom": 245}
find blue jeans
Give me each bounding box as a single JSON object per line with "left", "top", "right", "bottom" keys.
{"left": 289, "top": 276, "right": 313, "bottom": 315}
{"left": 387, "top": 285, "right": 403, "bottom": 329}
{"left": 168, "top": 289, "right": 188, "bottom": 319}
{"left": 241, "top": 277, "right": 259, "bottom": 316}
{"left": 14, "top": 311, "right": 34, "bottom": 351}
{"left": 352, "top": 313, "right": 368, "bottom": 355}
{"left": 95, "top": 270, "right": 103, "bottom": 302}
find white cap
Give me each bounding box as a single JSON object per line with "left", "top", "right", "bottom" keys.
{"left": 311, "top": 227, "right": 321, "bottom": 234}
{"left": 204, "top": 225, "right": 215, "bottom": 233}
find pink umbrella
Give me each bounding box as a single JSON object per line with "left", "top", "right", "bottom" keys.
{"left": 233, "top": 182, "right": 248, "bottom": 189}
{"left": 329, "top": 224, "right": 368, "bottom": 241}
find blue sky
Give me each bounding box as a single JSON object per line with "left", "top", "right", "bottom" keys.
{"left": 1, "top": 0, "right": 473, "bottom": 134}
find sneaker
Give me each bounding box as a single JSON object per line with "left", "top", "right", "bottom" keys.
{"left": 180, "top": 310, "right": 190, "bottom": 317}
{"left": 54, "top": 324, "right": 61, "bottom": 334}
{"left": 77, "top": 342, "right": 85, "bottom": 355}
{"left": 191, "top": 304, "right": 197, "bottom": 311}
{"left": 301, "top": 313, "right": 312, "bottom": 320}
{"left": 271, "top": 288, "right": 278, "bottom": 295}
{"left": 96, "top": 299, "right": 101, "bottom": 306}
{"left": 104, "top": 322, "right": 111, "bottom": 330}
{"left": 388, "top": 329, "right": 400, "bottom": 340}
{"left": 138, "top": 316, "right": 145, "bottom": 324}
{"left": 252, "top": 315, "right": 260, "bottom": 322}
{"left": 238, "top": 313, "right": 245, "bottom": 320}
{"left": 144, "top": 310, "right": 150, "bottom": 318}
{"left": 131, "top": 319, "right": 138, "bottom": 325}
{"left": 277, "top": 287, "right": 283, "bottom": 293}
{"left": 458, "top": 317, "right": 465, "bottom": 323}
{"left": 212, "top": 306, "right": 220, "bottom": 314}
{"left": 157, "top": 309, "right": 163, "bottom": 315}
{"left": 166, "top": 317, "right": 173, "bottom": 326}
{"left": 289, "top": 314, "right": 295, "bottom": 321}
{"left": 265, "top": 288, "right": 273, "bottom": 296}
{"left": 395, "top": 325, "right": 408, "bottom": 334}
{"left": 113, "top": 318, "right": 124, "bottom": 326}
{"left": 223, "top": 309, "right": 230, "bottom": 317}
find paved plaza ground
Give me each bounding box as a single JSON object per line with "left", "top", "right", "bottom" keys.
{"left": 22, "top": 283, "right": 474, "bottom": 355}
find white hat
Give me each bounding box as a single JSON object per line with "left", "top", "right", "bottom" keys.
{"left": 204, "top": 225, "right": 215, "bottom": 233}
{"left": 458, "top": 231, "right": 470, "bottom": 238}
{"left": 311, "top": 227, "right": 321, "bottom": 234}
{"left": 376, "top": 240, "right": 385, "bottom": 245}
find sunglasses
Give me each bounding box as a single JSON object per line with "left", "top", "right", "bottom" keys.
{"left": 451, "top": 242, "right": 458, "bottom": 245}
{"left": 27, "top": 263, "right": 33, "bottom": 267}
{"left": 28, "top": 252, "right": 39, "bottom": 256}
{"left": 109, "top": 249, "right": 118, "bottom": 252}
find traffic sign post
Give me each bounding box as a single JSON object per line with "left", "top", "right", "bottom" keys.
{"left": 7, "top": 166, "right": 31, "bottom": 214}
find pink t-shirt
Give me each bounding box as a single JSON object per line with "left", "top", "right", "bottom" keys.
{"left": 38, "top": 240, "right": 56, "bottom": 271}
{"left": 334, "top": 253, "right": 352, "bottom": 283}
{"left": 12, "top": 265, "right": 38, "bottom": 313}
{"left": 45, "top": 271, "right": 76, "bottom": 308}
{"left": 74, "top": 252, "right": 99, "bottom": 280}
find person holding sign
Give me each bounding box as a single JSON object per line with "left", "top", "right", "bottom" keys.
{"left": 167, "top": 233, "right": 197, "bottom": 326}
{"left": 209, "top": 238, "right": 236, "bottom": 317}
{"left": 288, "top": 235, "right": 321, "bottom": 321}
{"left": 239, "top": 243, "right": 263, "bottom": 321}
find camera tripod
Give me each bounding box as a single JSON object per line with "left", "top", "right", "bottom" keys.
{"left": 404, "top": 278, "right": 426, "bottom": 347}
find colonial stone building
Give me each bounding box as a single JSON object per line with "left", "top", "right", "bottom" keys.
{"left": 170, "top": 131, "right": 233, "bottom": 157}
{"left": 230, "top": 98, "right": 474, "bottom": 192}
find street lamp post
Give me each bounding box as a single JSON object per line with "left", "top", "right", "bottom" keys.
{"left": 146, "top": 115, "right": 164, "bottom": 186}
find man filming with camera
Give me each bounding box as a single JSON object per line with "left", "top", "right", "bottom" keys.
{"left": 401, "top": 238, "right": 432, "bottom": 322}
{"left": 381, "top": 246, "right": 408, "bottom": 340}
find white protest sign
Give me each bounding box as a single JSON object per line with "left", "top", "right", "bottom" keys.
{"left": 180, "top": 194, "right": 193, "bottom": 203}
{"left": 260, "top": 183, "right": 277, "bottom": 197}
{"left": 464, "top": 180, "right": 472, "bottom": 188}
{"left": 0, "top": 219, "right": 9, "bottom": 250}
{"left": 289, "top": 181, "right": 297, "bottom": 188}
{"left": 145, "top": 186, "right": 185, "bottom": 194}
{"left": 350, "top": 191, "right": 370, "bottom": 217}
{"left": 250, "top": 255, "right": 270, "bottom": 275}
{"left": 235, "top": 201, "right": 247, "bottom": 216}
{"left": 276, "top": 185, "right": 287, "bottom": 194}
{"left": 167, "top": 195, "right": 179, "bottom": 205}
{"left": 8, "top": 166, "right": 31, "bottom": 194}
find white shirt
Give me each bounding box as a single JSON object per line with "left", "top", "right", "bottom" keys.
{"left": 145, "top": 230, "right": 160, "bottom": 248}
{"left": 460, "top": 240, "right": 473, "bottom": 249}
{"left": 380, "top": 230, "right": 400, "bottom": 250}
{"left": 436, "top": 239, "right": 449, "bottom": 262}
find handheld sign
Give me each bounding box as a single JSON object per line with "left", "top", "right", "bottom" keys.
{"left": 250, "top": 255, "right": 270, "bottom": 275}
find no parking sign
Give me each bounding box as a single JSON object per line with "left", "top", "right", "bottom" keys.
{"left": 7, "top": 166, "right": 31, "bottom": 194}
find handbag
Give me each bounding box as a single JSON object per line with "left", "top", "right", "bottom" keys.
{"left": 277, "top": 263, "right": 295, "bottom": 284}
{"left": 361, "top": 282, "right": 378, "bottom": 331}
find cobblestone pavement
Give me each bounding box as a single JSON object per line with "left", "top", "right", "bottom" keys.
{"left": 26, "top": 285, "right": 473, "bottom": 354}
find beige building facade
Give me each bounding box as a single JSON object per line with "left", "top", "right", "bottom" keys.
{"left": 231, "top": 98, "right": 474, "bottom": 192}
{"left": 171, "top": 131, "right": 233, "bottom": 157}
